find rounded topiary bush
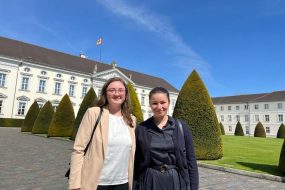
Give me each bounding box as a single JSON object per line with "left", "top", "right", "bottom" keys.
{"left": 279, "top": 139, "right": 285, "bottom": 174}
{"left": 48, "top": 94, "right": 75, "bottom": 137}
{"left": 21, "top": 101, "right": 40, "bottom": 132}
{"left": 173, "top": 70, "right": 223, "bottom": 160}
{"left": 128, "top": 82, "right": 143, "bottom": 124}
{"left": 70, "top": 88, "right": 98, "bottom": 140}
{"left": 277, "top": 123, "right": 285, "bottom": 138}
{"left": 32, "top": 101, "right": 54, "bottom": 134}
{"left": 220, "top": 122, "right": 225, "bottom": 135}
{"left": 234, "top": 121, "right": 244, "bottom": 136}
{"left": 254, "top": 121, "right": 266, "bottom": 138}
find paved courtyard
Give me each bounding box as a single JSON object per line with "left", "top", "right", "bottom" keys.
{"left": 0, "top": 127, "right": 284, "bottom": 190}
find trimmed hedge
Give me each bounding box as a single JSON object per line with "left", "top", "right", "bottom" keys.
{"left": 279, "top": 139, "right": 285, "bottom": 174}
{"left": 70, "top": 88, "right": 98, "bottom": 140}
{"left": 48, "top": 94, "right": 75, "bottom": 137}
{"left": 277, "top": 123, "right": 285, "bottom": 138}
{"left": 173, "top": 70, "right": 223, "bottom": 160}
{"left": 234, "top": 121, "right": 244, "bottom": 136}
{"left": 219, "top": 122, "right": 225, "bottom": 135}
{"left": 21, "top": 101, "right": 40, "bottom": 132}
{"left": 0, "top": 118, "right": 24, "bottom": 127}
{"left": 32, "top": 101, "right": 54, "bottom": 134}
{"left": 254, "top": 121, "right": 266, "bottom": 138}
{"left": 128, "top": 82, "right": 143, "bottom": 124}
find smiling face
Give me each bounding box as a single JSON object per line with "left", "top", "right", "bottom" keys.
{"left": 106, "top": 81, "right": 126, "bottom": 107}
{"left": 149, "top": 92, "right": 170, "bottom": 119}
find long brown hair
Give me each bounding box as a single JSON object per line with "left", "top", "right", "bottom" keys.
{"left": 97, "top": 77, "right": 134, "bottom": 127}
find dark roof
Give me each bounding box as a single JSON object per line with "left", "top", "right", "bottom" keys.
{"left": 212, "top": 91, "right": 285, "bottom": 104}
{"left": 0, "top": 36, "right": 178, "bottom": 92}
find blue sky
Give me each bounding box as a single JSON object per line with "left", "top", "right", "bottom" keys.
{"left": 0, "top": 0, "right": 284, "bottom": 97}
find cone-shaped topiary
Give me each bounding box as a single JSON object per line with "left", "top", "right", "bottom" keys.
{"left": 128, "top": 83, "right": 143, "bottom": 124}
{"left": 48, "top": 94, "right": 75, "bottom": 137}
{"left": 173, "top": 70, "right": 223, "bottom": 160}
{"left": 70, "top": 88, "right": 98, "bottom": 140}
{"left": 279, "top": 139, "right": 285, "bottom": 174}
{"left": 32, "top": 101, "right": 54, "bottom": 134}
{"left": 277, "top": 123, "right": 285, "bottom": 138}
{"left": 220, "top": 122, "right": 225, "bottom": 135}
{"left": 234, "top": 121, "right": 244, "bottom": 136}
{"left": 254, "top": 121, "right": 266, "bottom": 138}
{"left": 21, "top": 101, "right": 40, "bottom": 132}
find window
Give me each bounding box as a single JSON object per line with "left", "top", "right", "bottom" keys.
{"left": 24, "top": 67, "right": 30, "bottom": 72}
{"left": 0, "top": 73, "right": 6, "bottom": 87}
{"left": 41, "top": 71, "right": 47, "bottom": 75}
{"left": 236, "top": 106, "right": 240, "bottom": 110}
{"left": 21, "top": 77, "right": 29, "bottom": 90}
{"left": 54, "top": 82, "right": 61, "bottom": 95}
{"left": 264, "top": 104, "right": 269, "bottom": 109}
{"left": 245, "top": 115, "right": 249, "bottom": 122}
{"left": 229, "top": 126, "right": 232, "bottom": 132}
{"left": 71, "top": 76, "right": 75, "bottom": 80}
{"left": 0, "top": 100, "right": 3, "bottom": 113}
{"left": 278, "top": 103, "right": 283, "bottom": 109}
{"left": 18, "top": 102, "right": 26, "bottom": 115}
{"left": 220, "top": 106, "right": 224, "bottom": 111}
{"left": 254, "top": 104, "right": 259, "bottom": 110}
{"left": 245, "top": 126, "right": 249, "bottom": 135}
{"left": 82, "top": 87, "right": 87, "bottom": 98}
{"left": 265, "top": 115, "right": 270, "bottom": 122}
{"left": 56, "top": 74, "right": 62, "bottom": 78}
{"left": 228, "top": 115, "right": 232, "bottom": 122}
{"left": 278, "top": 114, "right": 283, "bottom": 122}
{"left": 244, "top": 104, "right": 249, "bottom": 110}
{"left": 52, "top": 105, "right": 58, "bottom": 112}
{"left": 38, "top": 80, "right": 46, "bottom": 93}
{"left": 38, "top": 103, "right": 44, "bottom": 109}
{"left": 69, "top": 85, "right": 75, "bottom": 97}
{"left": 141, "top": 96, "right": 145, "bottom": 106}
{"left": 228, "top": 106, "right": 231, "bottom": 110}
{"left": 255, "top": 115, "right": 259, "bottom": 122}
{"left": 84, "top": 79, "right": 88, "bottom": 83}
{"left": 236, "top": 115, "right": 240, "bottom": 122}
{"left": 266, "top": 127, "right": 270, "bottom": 133}
{"left": 220, "top": 115, "right": 224, "bottom": 122}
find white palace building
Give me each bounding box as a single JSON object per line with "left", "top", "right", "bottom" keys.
{"left": 0, "top": 37, "right": 179, "bottom": 120}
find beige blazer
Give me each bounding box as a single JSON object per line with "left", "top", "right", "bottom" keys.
{"left": 69, "top": 107, "right": 136, "bottom": 190}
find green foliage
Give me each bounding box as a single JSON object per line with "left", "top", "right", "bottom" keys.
{"left": 127, "top": 83, "right": 144, "bottom": 124}
{"left": 0, "top": 118, "right": 24, "bottom": 127}
{"left": 234, "top": 121, "right": 244, "bottom": 136}
{"left": 219, "top": 122, "right": 225, "bottom": 135}
{"left": 70, "top": 88, "right": 98, "bottom": 140}
{"left": 279, "top": 139, "right": 285, "bottom": 174}
{"left": 277, "top": 123, "right": 285, "bottom": 138}
{"left": 21, "top": 101, "right": 40, "bottom": 132}
{"left": 173, "top": 70, "right": 223, "bottom": 160}
{"left": 48, "top": 94, "right": 75, "bottom": 137}
{"left": 254, "top": 122, "right": 266, "bottom": 138}
{"left": 32, "top": 101, "right": 54, "bottom": 134}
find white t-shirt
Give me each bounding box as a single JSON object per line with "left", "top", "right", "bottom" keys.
{"left": 98, "top": 114, "right": 132, "bottom": 185}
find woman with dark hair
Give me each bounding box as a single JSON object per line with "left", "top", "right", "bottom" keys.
{"left": 134, "top": 87, "right": 199, "bottom": 190}
{"left": 69, "top": 77, "right": 136, "bottom": 190}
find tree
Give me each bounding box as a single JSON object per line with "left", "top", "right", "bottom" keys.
{"left": 277, "top": 123, "right": 285, "bottom": 138}
{"left": 219, "top": 122, "right": 225, "bottom": 135}
{"left": 127, "top": 82, "right": 144, "bottom": 124}
{"left": 173, "top": 70, "right": 223, "bottom": 160}
{"left": 254, "top": 122, "right": 266, "bottom": 138}
{"left": 21, "top": 101, "right": 40, "bottom": 132}
{"left": 48, "top": 94, "right": 75, "bottom": 137}
{"left": 279, "top": 139, "right": 285, "bottom": 174}
{"left": 234, "top": 121, "right": 244, "bottom": 136}
{"left": 70, "top": 88, "right": 98, "bottom": 140}
{"left": 32, "top": 101, "right": 54, "bottom": 134}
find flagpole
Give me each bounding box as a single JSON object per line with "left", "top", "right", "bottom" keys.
{"left": 99, "top": 45, "right": 102, "bottom": 62}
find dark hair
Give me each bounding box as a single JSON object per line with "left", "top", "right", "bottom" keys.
{"left": 149, "top": 86, "right": 170, "bottom": 102}
{"left": 97, "top": 77, "right": 133, "bottom": 127}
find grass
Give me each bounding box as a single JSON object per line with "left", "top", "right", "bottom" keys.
{"left": 199, "top": 135, "right": 284, "bottom": 176}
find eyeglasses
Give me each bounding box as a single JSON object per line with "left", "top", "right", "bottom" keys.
{"left": 107, "top": 88, "right": 126, "bottom": 94}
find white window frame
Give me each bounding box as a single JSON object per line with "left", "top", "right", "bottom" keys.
{"left": 278, "top": 103, "right": 283, "bottom": 109}
{"left": 17, "top": 102, "right": 26, "bottom": 115}
{"left": 82, "top": 86, "right": 88, "bottom": 98}
{"left": 245, "top": 115, "right": 249, "bottom": 122}
{"left": 228, "top": 115, "right": 232, "bottom": 122}
{"left": 38, "top": 80, "right": 46, "bottom": 93}
{"left": 254, "top": 104, "right": 259, "bottom": 110}
{"left": 0, "top": 73, "right": 6, "bottom": 87}
{"left": 69, "top": 84, "right": 75, "bottom": 97}
{"left": 141, "top": 95, "right": 145, "bottom": 106}
{"left": 236, "top": 115, "right": 240, "bottom": 122}
{"left": 54, "top": 82, "right": 61, "bottom": 95}
{"left": 229, "top": 126, "right": 232, "bottom": 132}
{"left": 245, "top": 126, "right": 249, "bottom": 135}
{"left": 265, "top": 115, "right": 270, "bottom": 122}
{"left": 21, "top": 77, "right": 29, "bottom": 90}
{"left": 255, "top": 115, "right": 259, "bottom": 122}
{"left": 220, "top": 115, "right": 224, "bottom": 122}
{"left": 264, "top": 104, "right": 269, "bottom": 109}
{"left": 278, "top": 114, "right": 283, "bottom": 122}
{"left": 265, "top": 126, "right": 270, "bottom": 133}
{"left": 0, "top": 99, "right": 3, "bottom": 114}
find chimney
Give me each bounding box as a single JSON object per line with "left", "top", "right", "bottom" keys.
{"left": 80, "top": 52, "right": 87, "bottom": 58}
{"left": 129, "top": 73, "right": 132, "bottom": 80}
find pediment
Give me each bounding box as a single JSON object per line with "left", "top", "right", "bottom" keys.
{"left": 51, "top": 99, "right": 60, "bottom": 104}
{"left": 35, "top": 97, "right": 47, "bottom": 103}
{"left": 0, "top": 93, "right": 7, "bottom": 98}
{"left": 96, "top": 69, "right": 132, "bottom": 84}
{"left": 16, "top": 95, "right": 30, "bottom": 101}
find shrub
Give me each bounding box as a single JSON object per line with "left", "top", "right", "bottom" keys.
{"left": 32, "top": 101, "right": 54, "bottom": 134}
{"left": 234, "top": 121, "right": 244, "bottom": 136}
{"left": 21, "top": 101, "right": 40, "bottom": 132}
{"left": 254, "top": 122, "right": 266, "bottom": 138}
{"left": 277, "top": 123, "right": 285, "bottom": 138}
{"left": 219, "top": 122, "right": 225, "bottom": 135}
{"left": 173, "top": 70, "right": 223, "bottom": 160}
{"left": 0, "top": 118, "right": 24, "bottom": 127}
{"left": 279, "top": 139, "right": 285, "bottom": 174}
{"left": 70, "top": 88, "right": 98, "bottom": 140}
{"left": 48, "top": 94, "right": 75, "bottom": 137}
{"left": 128, "top": 82, "right": 143, "bottom": 124}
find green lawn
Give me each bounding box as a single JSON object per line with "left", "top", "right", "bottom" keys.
{"left": 199, "top": 135, "right": 284, "bottom": 176}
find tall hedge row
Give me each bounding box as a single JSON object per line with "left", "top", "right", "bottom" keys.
{"left": 21, "top": 101, "right": 40, "bottom": 132}
{"left": 234, "top": 121, "right": 244, "bottom": 136}
{"left": 173, "top": 70, "right": 223, "bottom": 160}
{"left": 219, "top": 122, "right": 225, "bottom": 135}
{"left": 32, "top": 101, "right": 54, "bottom": 134}
{"left": 277, "top": 123, "right": 285, "bottom": 138}
{"left": 279, "top": 139, "right": 285, "bottom": 174}
{"left": 0, "top": 118, "right": 24, "bottom": 127}
{"left": 254, "top": 122, "right": 266, "bottom": 138}
{"left": 128, "top": 83, "right": 143, "bottom": 124}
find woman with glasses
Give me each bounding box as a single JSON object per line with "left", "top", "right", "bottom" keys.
{"left": 69, "top": 77, "right": 136, "bottom": 190}
{"left": 134, "top": 87, "right": 199, "bottom": 190}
